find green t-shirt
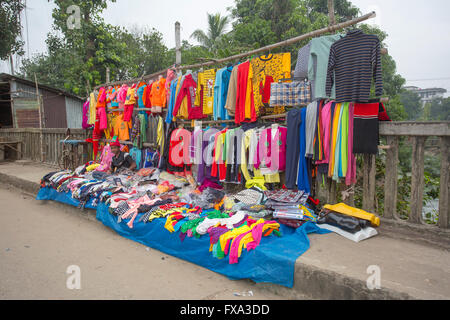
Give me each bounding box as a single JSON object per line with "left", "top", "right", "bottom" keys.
{"left": 308, "top": 34, "right": 343, "bottom": 100}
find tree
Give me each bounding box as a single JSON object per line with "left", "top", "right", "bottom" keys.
{"left": 114, "top": 26, "right": 172, "bottom": 79}
{"left": 190, "top": 12, "right": 230, "bottom": 54}
{"left": 305, "top": 0, "right": 360, "bottom": 21}
{"left": 21, "top": 0, "right": 133, "bottom": 96}
{"left": 0, "top": 0, "right": 25, "bottom": 61}
{"left": 425, "top": 97, "right": 450, "bottom": 121}
{"left": 400, "top": 90, "right": 423, "bottom": 120}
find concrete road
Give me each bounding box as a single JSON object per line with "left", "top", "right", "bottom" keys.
{"left": 0, "top": 186, "right": 294, "bottom": 300}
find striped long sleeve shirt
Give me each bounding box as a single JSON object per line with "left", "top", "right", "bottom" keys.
{"left": 326, "top": 29, "right": 383, "bottom": 103}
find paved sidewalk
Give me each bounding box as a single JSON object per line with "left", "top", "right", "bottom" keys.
{"left": 1, "top": 161, "right": 449, "bottom": 300}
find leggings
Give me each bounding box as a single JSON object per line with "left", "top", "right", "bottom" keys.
{"left": 285, "top": 109, "right": 302, "bottom": 189}
{"left": 297, "top": 108, "right": 310, "bottom": 194}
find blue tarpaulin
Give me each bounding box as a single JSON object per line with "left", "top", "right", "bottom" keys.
{"left": 36, "top": 187, "right": 330, "bottom": 288}
{"left": 37, "top": 187, "right": 97, "bottom": 210}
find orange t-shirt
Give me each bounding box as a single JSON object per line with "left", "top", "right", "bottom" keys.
{"left": 150, "top": 78, "right": 167, "bottom": 107}
{"left": 113, "top": 114, "right": 131, "bottom": 141}
{"left": 96, "top": 87, "right": 107, "bottom": 109}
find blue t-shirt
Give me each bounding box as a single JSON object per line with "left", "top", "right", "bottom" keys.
{"left": 111, "top": 88, "right": 119, "bottom": 107}
{"left": 165, "top": 79, "right": 178, "bottom": 124}
{"left": 129, "top": 147, "right": 142, "bottom": 170}
{"left": 137, "top": 85, "right": 147, "bottom": 108}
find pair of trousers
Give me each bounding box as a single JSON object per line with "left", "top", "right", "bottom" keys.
{"left": 297, "top": 108, "right": 311, "bottom": 194}
{"left": 285, "top": 109, "right": 302, "bottom": 189}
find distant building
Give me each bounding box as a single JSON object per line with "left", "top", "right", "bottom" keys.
{"left": 404, "top": 86, "right": 447, "bottom": 106}
{"left": 0, "top": 73, "right": 84, "bottom": 129}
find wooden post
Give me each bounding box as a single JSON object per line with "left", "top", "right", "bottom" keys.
{"left": 362, "top": 154, "right": 376, "bottom": 213}
{"left": 106, "top": 67, "right": 110, "bottom": 84}
{"left": 9, "top": 55, "right": 14, "bottom": 75}
{"left": 175, "top": 21, "right": 181, "bottom": 66}
{"left": 316, "top": 176, "right": 329, "bottom": 205}
{"left": 328, "top": 180, "right": 338, "bottom": 204}
{"left": 328, "top": 0, "right": 336, "bottom": 31}
{"left": 409, "top": 136, "right": 426, "bottom": 223}
{"left": 438, "top": 136, "right": 449, "bottom": 228}
{"left": 34, "top": 73, "right": 44, "bottom": 163}
{"left": 383, "top": 136, "right": 399, "bottom": 219}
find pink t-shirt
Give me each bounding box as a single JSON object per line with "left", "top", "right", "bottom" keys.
{"left": 117, "top": 84, "right": 129, "bottom": 109}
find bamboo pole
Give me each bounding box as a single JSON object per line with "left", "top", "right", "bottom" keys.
{"left": 34, "top": 73, "right": 44, "bottom": 163}
{"left": 94, "top": 11, "right": 376, "bottom": 90}
{"left": 175, "top": 21, "right": 181, "bottom": 66}
{"left": 175, "top": 11, "right": 376, "bottom": 71}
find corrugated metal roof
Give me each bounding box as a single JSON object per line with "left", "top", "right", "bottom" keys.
{"left": 0, "top": 73, "right": 84, "bottom": 101}
{"left": 65, "top": 96, "right": 83, "bottom": 128}
{"left": 12, "top": 98, "right": 40, "bottom": 128}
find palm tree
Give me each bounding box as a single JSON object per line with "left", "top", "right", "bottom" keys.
{"left": 190, "top": 12, "right": 230, "bottom": 52}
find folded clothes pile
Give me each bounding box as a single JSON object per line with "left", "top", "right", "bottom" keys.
{"left": 317, "top": 203, "right": 380, "bottom": 242}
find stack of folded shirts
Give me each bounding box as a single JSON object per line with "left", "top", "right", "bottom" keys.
{"left": 317, "top": 203, "right": 380, "bottom": 243}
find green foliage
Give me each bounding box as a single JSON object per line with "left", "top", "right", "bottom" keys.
{"left": 20, "top": 0, "right": 172, "bottom": 97}
{"left": 305, "top": 0, "right": 360, "bottom": 21}
{"left": 20, "top": 0, "right": 120, "bottom": 96}
{"left": 0, "top": 0, "right": 25, "bottom": 60}
{"left": 400, "top": 90, "right": 423, "bottom": 120}
{"left": 385, "top": 95, "right": 408, "bottom": 121}
{"left": 424, "top": 97, "right": 450, "bottom": 121}
{"left": 190, "top": 12, "right": 230, "bottom": 54}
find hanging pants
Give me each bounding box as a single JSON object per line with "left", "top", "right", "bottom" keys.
{"left": 297, "top": 108, "right": 310, "bottom": 194}
{"left": 285, "top": 109, "right": 302, "bottom": 189}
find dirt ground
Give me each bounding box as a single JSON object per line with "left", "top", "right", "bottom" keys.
{"left": 0, "top": 186, "right": 295, "bottom": 300}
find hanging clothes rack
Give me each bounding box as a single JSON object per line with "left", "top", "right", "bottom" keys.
{"left": 94, "top": 11, "right": 377, "bottom": 91}
{"left": 94, "top": 10, "right": 391, "bottom": 128}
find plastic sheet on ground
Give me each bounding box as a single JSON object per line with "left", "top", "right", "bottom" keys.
{"left": 36, "top": 186, "right": 331, "bottom": 288}
{"left": 36, "top": 187, "right": 97, "bottom": 210}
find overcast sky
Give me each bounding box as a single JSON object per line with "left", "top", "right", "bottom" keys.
{"left": 2, "top": 0, "right": 450, "bottom": 96}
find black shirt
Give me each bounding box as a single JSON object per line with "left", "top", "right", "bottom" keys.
{"left": 326, "top": 29, "right": 383, "bottom": 103}
{"left": 111, "top": 151, "right": 133, "bottom": 172}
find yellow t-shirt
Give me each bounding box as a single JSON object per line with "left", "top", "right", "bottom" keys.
{"left": 245, "top": 63, "right": 254, "bottom": 120}
{"left": 173, "top": 76, "right": 189, "bottom": 120}
{"left": 250, "top": 53, "right": 291, "bottom": 115}
{"left": 125, "top": 86, "right": 137, "bottom": 105}
{"left": 89, "top": 92, "right": 96, "bottom": 125}
{"left": 104, "top": 113, "right": 116, "bottom": 140}
{"left": 195, "top": 69, "right": 216, "bottom": 115}
{"left": 194, "top": 72, "right": 204, "bottom": 107}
